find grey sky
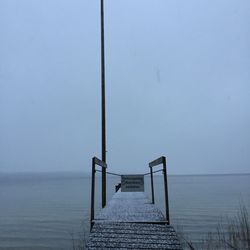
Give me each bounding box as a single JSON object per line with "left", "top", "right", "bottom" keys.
{"left": 0, "top": 0, "right": 249, "bottom": 174}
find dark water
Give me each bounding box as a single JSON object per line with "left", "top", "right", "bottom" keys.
{"left": 0, "top": 173, "right": 249, "bottom": 249}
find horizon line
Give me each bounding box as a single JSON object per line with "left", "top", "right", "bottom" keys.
{"left": 0, "top": 171, "right": 250, "bottom": 177}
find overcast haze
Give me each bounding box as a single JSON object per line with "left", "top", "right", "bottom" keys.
{"left": 0, "top": 0, "right": 249, "bottom": 174}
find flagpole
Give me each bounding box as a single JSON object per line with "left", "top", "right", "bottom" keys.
{"left": 100, "top": 0, "right": 106, "bottom": 208}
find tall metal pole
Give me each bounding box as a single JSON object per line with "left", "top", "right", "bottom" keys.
{"left": 100, "top": 0, "right": 106, "bottom": 163}
{"left": 100, "top": 0, "right": 106, "bottom": 208}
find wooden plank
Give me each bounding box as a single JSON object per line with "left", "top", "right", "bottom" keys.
{"left": 87, "top": 241, "right": 181, "bottom": 249}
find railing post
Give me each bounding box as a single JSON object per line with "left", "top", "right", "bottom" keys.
{"left": 162, "top": 157, "right": 170, "bottom": 225}
{"left": 150, "top": 166, "right": 155, "bottom": 204}
{"left": 102, "top": 167, "right": 106, "bottom": 208}
{"left": 90, "top": 158, "right": 96, "bottom": 230}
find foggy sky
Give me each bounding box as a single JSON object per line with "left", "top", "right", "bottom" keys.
{"left": 0, "top": 0, "right": 249, "bottom": 174}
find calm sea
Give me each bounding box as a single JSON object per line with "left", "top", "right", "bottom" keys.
{"left": 0, "top": 173, "right": 249, "bottom": 249}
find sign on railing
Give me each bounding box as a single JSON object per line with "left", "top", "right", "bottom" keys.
{"left": 121, "top": 175, "right": 144, "bottom": 192}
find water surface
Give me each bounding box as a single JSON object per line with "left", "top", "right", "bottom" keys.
{"left": 0, "top": 173, "right": 249, "bottom": 249}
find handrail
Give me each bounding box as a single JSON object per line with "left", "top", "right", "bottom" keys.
{"left": 90, "top": 155, "right": 170, "bottom": 229}
{"left": 96, "top": 169, "right": 121, "bottom": 177}
{"left": 149, "top": 156, "right": 165, "bottom": 168}
{"left": 149, "top": 156, "right": 170, "bottom": 225}
{"left": 93, "top": 156, "right": 107, "bottom": 168}
{"left": 143, "top": 169, "right": 163, "bottom": 176}
{"left": 90, "top": 156, "right": 107, "bottom": 229}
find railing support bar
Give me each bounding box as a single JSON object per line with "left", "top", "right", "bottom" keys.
{"left": 150, "top": 166, "right": 155, "bottom": 204}
{"left": 90, "top": 156, "right": 107, "bottom": 231}
{"left": 162, "top": 157, "right": 170, "bottom": 225}
{"left": 90, "top": 158, "right": 96, "bottom": 229}
{"left": 102, "top": 168, "right": 106, "bottom": 208}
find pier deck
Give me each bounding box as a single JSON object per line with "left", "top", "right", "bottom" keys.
{"left": 86, "top": 192, "right": 181, "bottom": 249}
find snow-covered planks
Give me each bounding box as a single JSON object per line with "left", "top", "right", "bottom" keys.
{"left": 86, "top": 192, "right": 181, "bottom": 249}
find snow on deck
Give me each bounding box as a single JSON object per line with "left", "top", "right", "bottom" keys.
{"left": 86, "top": 192, "right": 182, "bottom": 249}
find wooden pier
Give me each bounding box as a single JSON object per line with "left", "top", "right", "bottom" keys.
{"left": 86, "top": 156, "right": 182, "bottom": 249}
{"left": 86, "top": 2, "right": 182, "bottom": 248}
{"left": 87, "top": 192, "right": 181, "bottom": 249}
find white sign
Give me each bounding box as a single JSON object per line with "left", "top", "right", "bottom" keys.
{"left": 121, "top": 175, "right": 144, "bottom": 192}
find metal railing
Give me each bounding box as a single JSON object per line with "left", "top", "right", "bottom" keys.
{"left": 89, "top": 155, "right": 170, "bottom": 229}
{"left": 148, "top": 156, "right": 170, "bottom": 225}
{"left": 90, "top": 156, "right": 107, "bottom": 229}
